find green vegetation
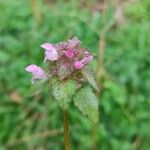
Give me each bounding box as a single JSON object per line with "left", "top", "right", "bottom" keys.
{"left": 0, "top": 0, "right": 150, "bottom": 149}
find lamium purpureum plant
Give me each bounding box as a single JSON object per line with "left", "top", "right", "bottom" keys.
{"left": 25, "top": 37, "right": 99, "bottom": 149}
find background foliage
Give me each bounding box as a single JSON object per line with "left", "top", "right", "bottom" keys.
{"left": 0, "top": 0, "right": 150, "bottom": 149}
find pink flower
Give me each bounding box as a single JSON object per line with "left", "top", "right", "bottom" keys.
{"left": 74, "top": 54, "right": 93, "bottom": 70}
{"left": 41, "top": 43, "right": 59, "bottom": 61}
{"left": 25, "top": 64, "right": 39, "bottom": 72}
{"left": 74, "top": 61, "right": 84, "bottom": 69}
{"left": 65, "top": 49, "right": 74, "bottom": 58}
{"left": 81, "top": 55, "right": 93, "bottom": 65}
{"left": 25, "top": 37, "right": 94, "bottom": 83}
{"left": 25, "top": 64, "right": 47, "bottom": 83}
{"left": 41, "top": 43, "right": 55, "bottom": 51}
{"left": 44, "top": 50, "right": 59, "bottom": 62}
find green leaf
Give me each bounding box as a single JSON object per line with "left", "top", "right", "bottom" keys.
{"left": 26, "top": 79, "right": 48, "bottom": 97}
{"left": 73, "top": 86, "right": 99, "bottom": 124}
{"left": 51, "top": 78, "right": 77, "bottom": 110}
{"left": 81, "top": 65, "right": 99, "bottom": 91}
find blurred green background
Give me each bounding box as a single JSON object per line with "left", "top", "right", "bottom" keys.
{"left": 0, "top": 0, "right": 150, "bottom": 149}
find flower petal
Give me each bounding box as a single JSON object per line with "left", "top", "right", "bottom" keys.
{"left": 41, "top": 43, "right": 55, "bottom": 51}
{"left": 81, "top": 55, "right": 93, "bottom": 65}
{"left": 33, "top": 67, "right": 47, "bottom": 79}
{"left": 25, "top": 64, "right": 39, "bottom": 72}
{"left": 25, "top": 65, "right": 47, "bottom": 82}
{"left": 45, "top": 49, "right": 59, "bottom": 61}
{"left": 65, "top": 49, "right": 74, "bottom": 58}
{"left": 74, "top": 61, "right": 84, "bottom": 69}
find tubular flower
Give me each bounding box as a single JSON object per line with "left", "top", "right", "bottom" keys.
{"left": 41, "top": 43, "right": 59, "bottom": 61}
{"left": 65, "top": 49, "right": 75, "bottom": 58}
{"left": 74, "top": 61, "right": 84, "bottom": 69}
{"left": 25, "top": 64, "right": 47, "bottom": 83}
{"left": 81, "top": 55, "right": 93, "bottom": 65}
{"left": 40, "top": 37, "right": 93, "bottom": 79}
{"left": 25, "top": 36, "right": 94, "bottom": 82}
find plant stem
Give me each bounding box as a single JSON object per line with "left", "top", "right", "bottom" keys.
{"left": 29, "top": 0, "right": 42, "bottom": 23}
{"left": 63, "top": 110, "right": 70, "bottom": 150}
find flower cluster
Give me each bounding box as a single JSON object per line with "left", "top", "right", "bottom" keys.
{"left": 25, "top": 37, "right": 93, "bottom": 83}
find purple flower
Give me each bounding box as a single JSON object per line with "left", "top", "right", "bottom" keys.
{"left": 40, "top": 43, "right": 54, "bottom": 50}
{"left": 74, "top": 61, "right": 84, "bottom": 69}
{"left": 65, "top": 49, "right": 75, "bottom": 58}
{"left": 25, "top": 64, "right": 47, "bottom": 83}
{"left": 74, "top": 55, "right": 93, "bottom": 70}
{"left": 41, "top": 43, "right": 59, "bottom": 61}
{"left": 81, "top": 55, "right": 93, "bottom": 65}
{"left": 26, "top": 37, "right": 94, "bottom": 81}
{"left": 26, "top": 36, "right": 94, "bottom": 85}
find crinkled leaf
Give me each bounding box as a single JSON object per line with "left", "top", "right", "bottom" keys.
{"left": 51, "top": 78, "right": 77, "bottom": 110}
{"left": 81, "top": 65, "right": 99, "bottom": 91}
{"left": 73, "top": 86, "right": 99, "bottom": 124}
{"left": 68, "top": 36, "right": 80, "bottom": 48}
{"left": 26, "top": 79, "right": 48, "bottom": 97}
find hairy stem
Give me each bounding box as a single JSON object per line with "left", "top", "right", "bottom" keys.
{"left": 63, "top": 110, "right": 70, "bottom": 150}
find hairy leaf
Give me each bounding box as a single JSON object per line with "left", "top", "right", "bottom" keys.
{"left": 51, "top": 78, "right": 77, "bottom": 110}
{"left": 81, "top": 65, "right": 99, "bottom": 91}
{"left": 73, "top": 86, "right": 99, "bottom": 124}
{"left": 26, "top": 79, "right": 48, "bottom": 96}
